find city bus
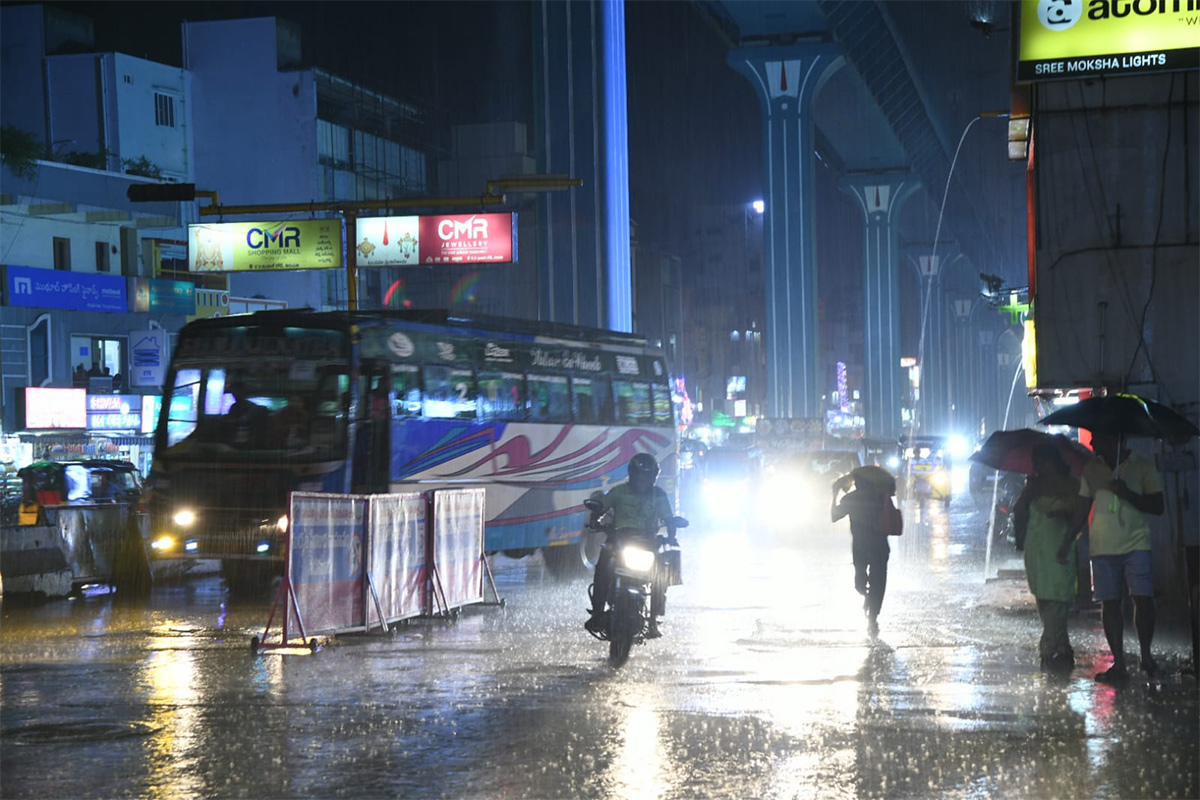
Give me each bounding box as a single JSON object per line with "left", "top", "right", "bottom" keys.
{"left": 143, "top": 309, "right": 677, "bottom": 586}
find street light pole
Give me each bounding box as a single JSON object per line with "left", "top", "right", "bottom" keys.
{"left": 910, "top": 110, "right": 1008, "bottom": 443}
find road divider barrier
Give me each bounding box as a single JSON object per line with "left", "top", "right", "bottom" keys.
{"left": 255, "top": 488, "right": 501, "bottom": 652}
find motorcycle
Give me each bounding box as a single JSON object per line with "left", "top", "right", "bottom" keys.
{"left": 583, "top": 498, "right": 688, "bottom": 668}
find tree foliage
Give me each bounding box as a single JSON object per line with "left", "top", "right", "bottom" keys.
{"left": 0, "top": 125, "right": 42, "bottom": 180}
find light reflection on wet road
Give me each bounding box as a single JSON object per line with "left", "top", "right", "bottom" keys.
{"left": 2, "top": 498, "right": 1197, "bottom": 798}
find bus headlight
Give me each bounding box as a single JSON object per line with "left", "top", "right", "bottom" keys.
{"left": 173, "top": 509, "right": 196, "bottom": 527}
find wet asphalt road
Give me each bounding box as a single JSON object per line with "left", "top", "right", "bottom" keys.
{"left": 2, "top": 496, "right": 1198, "bottom": 799}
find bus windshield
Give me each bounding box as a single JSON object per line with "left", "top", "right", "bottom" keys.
{"left": 162, "top": 350, "right": 348, "bottom": 461}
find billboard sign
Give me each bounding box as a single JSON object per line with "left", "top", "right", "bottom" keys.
{"left": 1017, "top": 0, "right": 1200, "bottom": 82}
{"left": 6, "top": 265, "right": 127, "bottom": 313}
{"left": 130, "top": 329, "right": 168, "bottom": 389}
{"left": 87, "top": 394, "right": 142, "bottom": 431}
{"left": 25, "top": 387, "right": 87, "bottom": 429}
{"left": 133, "top": 277, "right": 195, "bottom": 314}
{"left": 356, "top": 213, "right": 516, "bottom": 267}
{"left": 188, "top": 220, "right": 343, "bottom": 272}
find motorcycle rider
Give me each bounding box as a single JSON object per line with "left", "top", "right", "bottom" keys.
{"left": 585, "top": 452, "right": 678, "bottom": 639}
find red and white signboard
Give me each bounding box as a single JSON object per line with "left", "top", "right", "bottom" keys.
{"left": 356, "top": 213, "right": 516, "bottom": 267}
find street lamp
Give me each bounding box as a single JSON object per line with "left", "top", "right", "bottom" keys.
{"left": 911, "top": 110, "right": 1009, "bottom": 438}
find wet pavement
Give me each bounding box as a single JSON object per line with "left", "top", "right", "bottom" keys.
{"left": 2, "top": 497, "right": 1198, "bottom": 799}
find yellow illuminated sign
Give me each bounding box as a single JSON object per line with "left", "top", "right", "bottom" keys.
{"left": 1023, "top": 318, "right": 1038, "bottom": 389}
{"left": 188, "top": 220, "right": 343, "bottom": 272}
{"left": 1017, "top": 0, "right": 1200, "bottom": 81}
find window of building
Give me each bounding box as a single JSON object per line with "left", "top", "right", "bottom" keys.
{"left": 95, "top": 241, "right": 111, "bottom": 272}
{"left": 154, "top": 92, "right": 176, "bottom": 127}
{"left": 53, "top": 237, "right": 71, "bottom": 270}
{"left": 70, "top": 334, "right": 125, "bottom": 391}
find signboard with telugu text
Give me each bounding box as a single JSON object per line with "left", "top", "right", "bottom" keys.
{"left": 6, "top": 265, "right": 126, "bottom": 313}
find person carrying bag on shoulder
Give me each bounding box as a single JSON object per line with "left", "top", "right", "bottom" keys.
{"left": 832, "top": 466, "right": 900, "bottom": 637}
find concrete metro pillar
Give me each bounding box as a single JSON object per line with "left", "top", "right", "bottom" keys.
{"left": 729, "top": 45, "right": 839, "bottom": 419}
{"left": 907, "top": 248, "right": 959, "bottom": 434}
{"left": 839, "top": 176, "right": 917, "bottom": 440}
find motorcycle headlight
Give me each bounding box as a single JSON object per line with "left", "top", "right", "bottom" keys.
{"left": 621, "top": 544, "right": 655, "bottom": 574}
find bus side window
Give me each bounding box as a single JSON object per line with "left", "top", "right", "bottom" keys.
{"left": 528, "top": 374, "right": 569, "bottom": 423}
{"left": 478, "top": 371, "right": 525, "bottom": 421}
{"left": 424, "top": 365, "right": 477, "bottom": 419}
{"left": 391, "top": 364, "right": 421, "bottom": 417}
{"left": 614, "top": 380, "right": 652, "bottom": 425}
{"left": 652, "top": 384, "right": 674, "bottom": 426}
{"left": 572, "top": 377, "right": 597, "bottom": 424}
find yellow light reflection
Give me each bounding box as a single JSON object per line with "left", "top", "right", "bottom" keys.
{"left": 142, "top": 647, "right": 201, "bottom": 800}
{"left": 612, "top": 706, "right": 665, "bottom": 799}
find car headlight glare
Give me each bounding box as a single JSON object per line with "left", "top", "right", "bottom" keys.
{"left": 173, "top": 509, "right": 196, "bottom": 527}
{"left": 150, "top": 536, "right": 175, "bottom": 551}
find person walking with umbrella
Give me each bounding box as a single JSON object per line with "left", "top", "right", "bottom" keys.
{"left": 831, "top": 466, "right": 901, "bottom": 638}
{"left": 1067, "top": 430, "right": 1165, "bottom": 681}
{"left": 1012, "top": 443, "right": 1081, "bottom": 671}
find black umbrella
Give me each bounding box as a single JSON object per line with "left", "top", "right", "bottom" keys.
{"left": 1039, "top": 393, "right": 1199, "bottom": 440}
{"left": 970, "top": 429, "right": 1092, "bottom": 476}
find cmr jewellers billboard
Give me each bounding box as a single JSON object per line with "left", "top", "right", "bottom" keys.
{"left": 188, "top": 220, "right": 343, "bottom": 272}
{"left": 1017, "top": 0, "right": 1200, "bottom": 81}
{"left": 355, "top": 213, "right": 516, "bottom": 267}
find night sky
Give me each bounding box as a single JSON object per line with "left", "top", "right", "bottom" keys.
{"left": 38, "top": 0, "right": 759, "bottom": 251}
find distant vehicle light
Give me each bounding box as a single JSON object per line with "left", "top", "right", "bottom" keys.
{"left": 947, "top": 435, "right": 970, "bottom": 460}
{"left": 173, "top": 509, "right": 196, "bottom": 527}
{"left": 886, "top": 456, "right": 901, "bottom": 469}
{"left": 184, "top": 540, "right": 199, "bottom": 552}
{"left": 256, "top": 542, "right": 270, "bottom": 554}
{"left": 276, "top": 515, "right": 289, "bottom": 534}
{"left": 150, "top": 536, "right": 174, "bottom": 551}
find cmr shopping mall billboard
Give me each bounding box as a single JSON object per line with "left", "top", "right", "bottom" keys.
{"left": 1018, "top": 0, "right": 1200, "bottom": 81}
{"left": 187, "top": 214, "right": 516, "bottom": 272}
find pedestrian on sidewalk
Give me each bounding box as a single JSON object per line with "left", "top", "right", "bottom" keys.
{"left": 832, "top": 467, "right": 900, "bottom": 637}
{"left": 1012, "top": 443, "right": 1080, "bottom": 671}
{"left": 1068, "top": 431, "right": 1165, "bottom": 682}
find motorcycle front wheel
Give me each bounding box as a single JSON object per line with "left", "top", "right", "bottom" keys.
{"left": 608, "top": 592, "right": 635, "bottom": 668}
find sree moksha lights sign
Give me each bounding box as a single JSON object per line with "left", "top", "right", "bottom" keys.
{"left": 355, "top": 213, "right": 516, "bottom": 267}
{"left": 1017, "top": 0, "right": 1200, "bottom": 81}
{"left": 188, "top": 220, "right": 342, "bottom": 272}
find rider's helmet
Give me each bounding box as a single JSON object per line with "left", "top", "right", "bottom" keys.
{"left": 628, "top": 453, "right": 660, "bottom": 483}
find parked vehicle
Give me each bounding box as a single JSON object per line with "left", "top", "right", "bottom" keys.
{"left": 583, "top": 497, "right": 687, "bottom": 668}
